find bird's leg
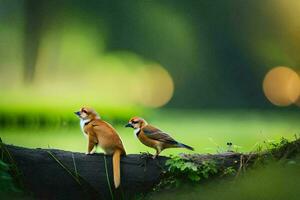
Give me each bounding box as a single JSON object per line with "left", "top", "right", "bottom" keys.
{"left": 90, "top": 142, "right": 98, "bottom": 154}
{"left": 152, "top": 152, "right": 157, "bottom": 159}
{"left": 86, "top": 135, "right": 95, "bottom": 155}
{"left": 89, "top": 146, "right": 97, "bottom": 154}
{"left": 152, "top": 149, "right": 161, "bottom": 159}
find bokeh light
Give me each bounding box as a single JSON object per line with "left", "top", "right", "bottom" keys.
{"left": 263, "top": 66, "right": 300, "bottom": 106}
{"left": 134, "top": 64, "right": 174, "bottom": 108}
{"left": 293, "top": 70, "right": 300, "bottom": 107}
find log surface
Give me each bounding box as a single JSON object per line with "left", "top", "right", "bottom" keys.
{"left": 5, "top": 145, "right": 167, "bottom": 200}
{"left": 3, "top": 138, "right": 300, "bottom": 200}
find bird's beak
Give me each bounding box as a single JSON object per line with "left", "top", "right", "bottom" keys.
{"left": 74, "top": 111, "right": 81, "bottom": 116}
{"left": 125, "top": 123, "right": 133, "bottom": 128}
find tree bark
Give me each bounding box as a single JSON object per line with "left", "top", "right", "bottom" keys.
{"left": 3, "top": 145, "right": 167, "bottom": 200}
{"left": 2, "top": 138, "right": 300, "bottom": 200}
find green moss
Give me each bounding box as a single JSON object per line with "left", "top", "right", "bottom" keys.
{"left": 156, "top": 137, "right": 300, "bottom": 192}
{"left": 155, "top": 155, "right": 218, "bottom": 190}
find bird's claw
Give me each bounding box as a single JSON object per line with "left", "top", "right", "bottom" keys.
{"left": 138, "top": 152, "right": 154, "bottom": 167}
{"left": 139, "top": 152, "right": 153, "bottom": 159}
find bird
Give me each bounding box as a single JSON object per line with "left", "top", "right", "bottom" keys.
{"left": 74, "top": 107, "right": 126, "bottom": 188}
{"left": 125, "top": 116, "right": 194, "bottom": 158}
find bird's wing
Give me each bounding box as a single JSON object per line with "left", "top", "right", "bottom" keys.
{"left": 142, "top": 125, "right": 178, "bottom": 145}
{"left": 91, "top": 120, "right": 126, "bottom": 154}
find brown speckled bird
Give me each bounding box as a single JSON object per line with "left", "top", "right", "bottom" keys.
{"left": 75, "top": 107, "right": 126, "bottom": 188}
{"left": 125, "top": 117, "right": 194, "bottom": 158}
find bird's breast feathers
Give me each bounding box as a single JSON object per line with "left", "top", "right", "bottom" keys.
{"left": 80, "top": 119, "right": 90, "bottom": 137}
{"left": 133, "top": 128, "right": 141, "bottom": 138}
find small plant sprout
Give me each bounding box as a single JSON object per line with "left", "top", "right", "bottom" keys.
{"left": 161, "top": 155, "right": 218, "bottom": 189}
{"left": 227, "top": 142, "right": 233, "bottom": 152}
{"left": 222, "top": 166, "right": 236, "bottom": 176}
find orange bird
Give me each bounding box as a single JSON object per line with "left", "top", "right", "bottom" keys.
{"left": 125, "top": 117, "right": 193, "bottom": 158}
{"left": 75, "top": 107, "right": 126, "bottom": 188}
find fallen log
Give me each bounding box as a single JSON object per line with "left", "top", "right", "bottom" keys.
{"left": 1, "top": 138, "right": 299, "bottom": 200}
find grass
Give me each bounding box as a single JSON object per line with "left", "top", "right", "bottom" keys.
{"left": 147, "top": 160, "right": 300, "bottom": 200}
{"left": 0, "top": 104, "right": 145, "bottom": 127}
{"left": 1, "top": 109, "right": 299, "bottom": 200}
{"left": 0, "top": 110, "right": 299, "bottom": 155}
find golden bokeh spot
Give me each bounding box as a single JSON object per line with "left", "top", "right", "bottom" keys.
{"left": 135, "top": 64, "right": 174, "bottom": 108}
{"left": 293, "top": 70, "right": 300, "bottom": 107}
{"left": 263, "top": 66, "right": 300, "bottom": 106}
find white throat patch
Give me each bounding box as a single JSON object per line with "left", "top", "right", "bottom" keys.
{"left": 133, "top": 128, "right": 141, "bottom": 138}
{"left": 80, "top": 119, "right": 90, "bottom": 137}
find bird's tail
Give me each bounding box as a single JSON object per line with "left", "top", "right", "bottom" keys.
{"left": 112, "top": 149, "right": 122, "bottom": 188}
{"left": 178, "top": 143, "right": 194, "bottom": 151}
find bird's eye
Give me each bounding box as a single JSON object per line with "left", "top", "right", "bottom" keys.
{"left": 132, "top": 121, "right": 138, "bottom": 124}
{"left": 82, "top": 109, "right": 87, "bottom": 114}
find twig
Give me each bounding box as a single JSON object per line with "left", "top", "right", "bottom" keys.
{"left": 46, "top": 150, "right": 103, "bottom": 199}
{"left": 47, "top": 150, "right": 81, "bottom": 185}
{"left": 103, "top": 154, "right": 114, "bottom": 200}
{"left": 235, "top": 155, "right": 244, "bottom": 178}
{"left": 243, "top": 153, "right": 254, "bottom": 169}
{"left": 0, "top": 140, "right": 25, "bottom": 189}
{"left": 72, "top": 153, "right": 79, "bottom": 179}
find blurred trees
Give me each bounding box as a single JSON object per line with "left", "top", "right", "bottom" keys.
{"left": 3, "top": 0, "right": 299, "bottom": 108}
{"left": 23, "top": 0, "right": 44, "bottom": 83}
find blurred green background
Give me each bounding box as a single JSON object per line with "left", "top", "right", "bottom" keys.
{"left": 1, "top": 0, "right": 300, "bottom": 154}
{"left": 1, "top": 0, "right": 300, "bottom": 198}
